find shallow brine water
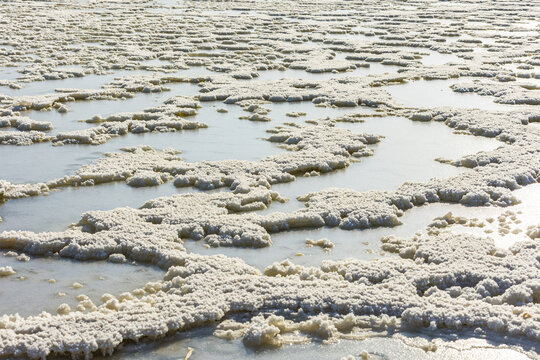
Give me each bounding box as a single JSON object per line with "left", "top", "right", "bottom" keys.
{"left": 0, "top": 113, "right": 497, "bottom": 232}
{"left": 254, "top": 62, "right": 401, "bottom": 82}
{"left": 0, "top": 183, "right": 197, "bottom": 232}
{"left": 0, "top": 101, "right": 362, "bottom": 184}
{"left": 383, "top": 79, "right": 524, "bottom": 110}
{"left": 262, "top": 115, "right": 499, "bottom": 212}
{"left": 0, "top": 254, "right": 163, "bottom": 317}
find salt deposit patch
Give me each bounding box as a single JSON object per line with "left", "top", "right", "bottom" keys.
{"left": 254, "top": 62, "right": 400, "bottom": 82}
{"left": 0, "top": 254, "right": 163, "bottom": 317}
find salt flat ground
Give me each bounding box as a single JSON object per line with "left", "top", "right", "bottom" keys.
{"left": 0, "top": 0, "right": 539, "bottom": 359}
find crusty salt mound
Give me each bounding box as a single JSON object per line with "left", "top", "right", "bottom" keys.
{"left": 0, "top": 0, "right": 539, "bottom": 358}
{"left": 0, "top": 266, "right": 16, "bottom": 277}
{"left": 527, "top": 224, "right": 540, "bottom": 240}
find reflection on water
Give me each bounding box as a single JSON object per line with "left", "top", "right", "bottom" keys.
{"left": 445, "top": 183, "right": 540, "bottom": 249}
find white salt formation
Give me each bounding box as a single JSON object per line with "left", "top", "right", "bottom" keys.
{"left": 56, "top": 304, "right": 70, "bottom": 316}
{"left": 305, "top": 238, "right": 335, "bottom": 250}
{"left": 527, "top": 225, "right": 540, "bottom": 240}
{"left": 0, "top": 0, "right": 539, "bottom": 358}
{"left": 0, "top": 229, "right": 539, "bottom": 359}
{"left": 0, "top": 266, "right": 15, "bottom": 277}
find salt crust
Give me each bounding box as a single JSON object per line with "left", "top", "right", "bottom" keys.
{"left": 0, "top": 230, "right": 538, "bottom": 359}
{"left": 0, "top": 0, "right": 540, "bottom": 358}
{"left": 305, "top": 238, "right": 334, "bottom": 250}
{"left": 0, "top": 110, "right": 538, "bottom": 355}
{"left": 526, "top": 224, "right": 540, "bottom": 240}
